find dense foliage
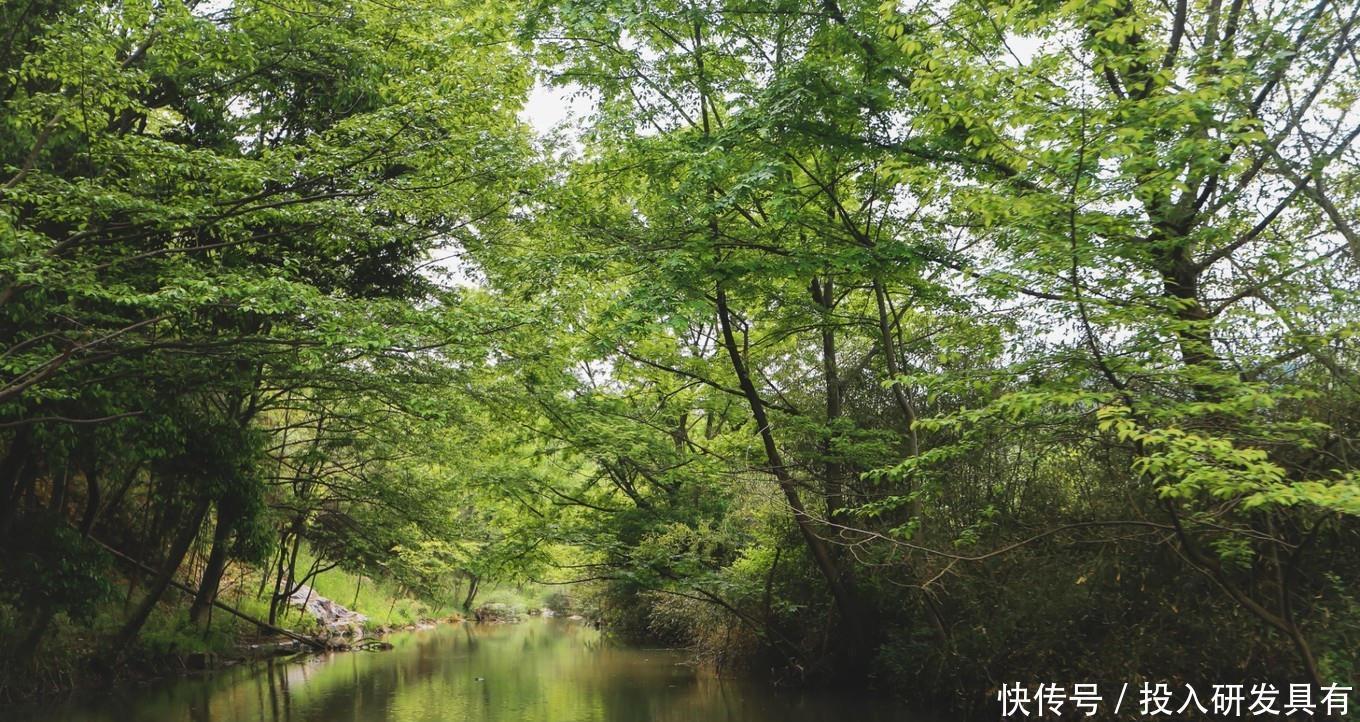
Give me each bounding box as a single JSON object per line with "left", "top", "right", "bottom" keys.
{"left": 4, "top": 0, "right": 1359, "bottom": 714}
{"left": 0, "top": 0, "right": 535, "bottom": 687}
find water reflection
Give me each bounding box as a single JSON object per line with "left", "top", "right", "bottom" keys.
{"left": 13, "top": 619, "right": 918, "bottom": 721}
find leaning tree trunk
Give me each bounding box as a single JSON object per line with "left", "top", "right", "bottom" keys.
{"left": 461, "top": 572, "right": 480, "bottom": 612}
{"left": 714, "top": 285, "right": 863, "bottom": 646}
{"left": 113, "top": 495, "right": 210, "bottom": 649}
{"left": 188, "top": 500, "right": 241, "bottom": 626}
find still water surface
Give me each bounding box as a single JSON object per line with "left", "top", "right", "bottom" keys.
{"left": 14, "top": 619, "right": 918, "bottom": 721}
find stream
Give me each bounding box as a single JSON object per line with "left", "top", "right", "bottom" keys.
{"left": 10, "top": 618, "right": 921, "bottom": 721}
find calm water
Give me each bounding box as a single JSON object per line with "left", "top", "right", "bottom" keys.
{"left": 12, "top": 619, "right": 920, "bottom": 722}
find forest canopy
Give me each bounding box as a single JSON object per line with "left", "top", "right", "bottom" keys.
{"left": 2, "top": 0, "right": 1359, "bottom": 713}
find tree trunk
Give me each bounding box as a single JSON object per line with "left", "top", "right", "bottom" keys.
{"left": 1152, "top": 228, "right": 1324, "bottom": 687}
{"left": 0, "top": 428, "right": 36, "bottom": 537}
{"left": 812, "top": 277, "right": 848, "bottom": 524}
{"left": 113, "top": 495, "right": 210, "bottom": 649}
{"left": 872, "top": 279, "right": 924, "bottom": 529}
{"left": 714, "top": 285, "right": 862, "bottom": 642}
{"left": 462, "top": 572, "right": 480, "bottom": 611}
{"left": 188, "top": 501, "right": 240, "bottom": 626}
{"left": 77, "top": 463, "right": 101, "bottom": 536}
{"left": 268, "top": 515, "right": 304, "bottom": 625}
{"left": 10, "top": 606, "right": 58, "bottom": 669}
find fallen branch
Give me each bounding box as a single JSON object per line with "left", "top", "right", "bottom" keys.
{"left": 93, "top": 539, "right": 327, "bottom": 651}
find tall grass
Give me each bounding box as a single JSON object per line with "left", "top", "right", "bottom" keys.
{"left": 279, "top": 546, "right": 438, "bottom": 627}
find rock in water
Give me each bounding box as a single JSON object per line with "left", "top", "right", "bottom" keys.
{"left": 472, "top": 602, "right": 522, "bottom": 623}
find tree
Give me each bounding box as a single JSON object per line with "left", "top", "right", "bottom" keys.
{"left": 1, "top": 0, "right": 533, "bottom": 664}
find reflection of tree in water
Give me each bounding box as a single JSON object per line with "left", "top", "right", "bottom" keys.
{"left": 13, "top": 621, "right": 918, "bottom": 722}
{"left": 187, "top": 678, "right": 213, "bottom": 722}
{"left": 265, "top": 659, "right": 291, "bottom": 722}
{"left": 302, "top": 651, "right": 408, "bottom": 721}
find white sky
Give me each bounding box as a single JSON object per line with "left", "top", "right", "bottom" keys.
{"left": 519, "top": 81, "right": 593, "bottom": 139}
{"left": 421, "top": 80, "right": 593, "bottom": 289}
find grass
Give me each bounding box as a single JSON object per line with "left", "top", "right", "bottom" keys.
{"left": 58, "top": 543, "right": 447, "bottom": 657}
{"left": 280, "top": 545, "right": 439, "bottom": 627}
{"left": 0, "top": 545, "right": 464, "bottom": 701}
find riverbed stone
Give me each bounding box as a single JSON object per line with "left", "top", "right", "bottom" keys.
{"left": 473, "top": 602, "right": 522, "bottom": 623}
{"left": 287, "top": 583, "right": 368, "bottom": 640}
